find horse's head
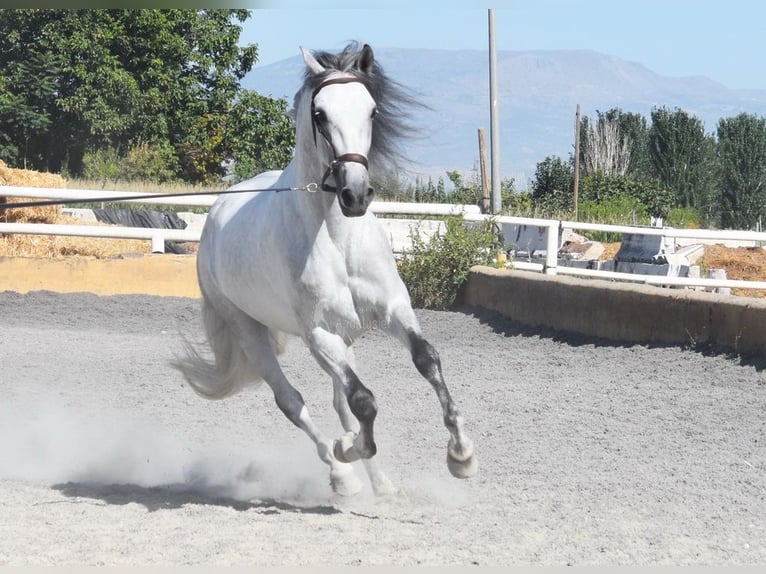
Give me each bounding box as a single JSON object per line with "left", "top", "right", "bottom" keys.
{"left": 301, "top": 44, "right": 378, "bottom": 217}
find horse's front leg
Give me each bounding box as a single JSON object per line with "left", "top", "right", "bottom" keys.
{"left": 334, "top": 347, "right": 396, "bottom": 495}
{"left": 306, "top": 327, "right": 378, "bottom": 464}
{"left": 386, "top": 305, "right": 478, "bottom": 479}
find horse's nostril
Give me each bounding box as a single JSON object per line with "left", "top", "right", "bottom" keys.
{"left": 340, "top": 188, "right": 354, "bottom": 207}
{"left": 366, "top": 187, "right": 374, "bottom": 197}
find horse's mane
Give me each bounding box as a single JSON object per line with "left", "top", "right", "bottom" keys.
{"left": 295, "top": 41, "right": 423, "bottom": 171}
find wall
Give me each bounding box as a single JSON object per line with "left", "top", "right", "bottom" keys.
{"left": 0, "top": 255, "right": 200, "bottom": 298}
{"left": 462, "top": 265, "right": 766, "bottom": 357}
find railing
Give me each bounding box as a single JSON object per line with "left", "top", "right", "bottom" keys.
{"left": 0, "top": 186, "right": 480, "bottom": 254}
{"left": 2, "top": 186, "right": 765, "bottom": 292}
{"left": 0, "top": 185, "right": 482, "bottom": 215}
{"left": 463, "top": 213, "right": 766, "bottom": 292}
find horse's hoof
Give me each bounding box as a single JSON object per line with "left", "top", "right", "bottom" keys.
{"left": 447, "top": 445, "right": 478, "bottom": 479}
{"left": 330, "top": 465, "right": 363, "bottom": 496}
{"left": 333, "top": 433, "right": 360, "bottom": 464}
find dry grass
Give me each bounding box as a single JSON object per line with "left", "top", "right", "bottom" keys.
{"left": 701, "top": 244, "right": 766, "bottom": 298}
{"left": 600, "top": 242, "right": 621, "bottom": 261}
{"left": 0, "top": 224, "right": 151, "bottom": 259}
{"left": 66, "top": 177, "right": 222, "bottom": 194}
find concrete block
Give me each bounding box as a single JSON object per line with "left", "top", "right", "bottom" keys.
{"left": 615, "top": 231, "right": 674, "bottom": 263}
{"left": 462, "top": 266, "right": 766, "bottom": 357}
{"left": 501, "top": 223, "right": 576, "bottom": 256}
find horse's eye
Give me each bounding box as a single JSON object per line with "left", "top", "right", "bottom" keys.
{"left": 371, "top": 107, "right": 379, "bottom": 119}
{"left": 313, "top": 109, "right": 327, "bottom": 123}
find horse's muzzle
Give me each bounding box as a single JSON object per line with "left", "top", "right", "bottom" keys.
{"left": 339, "top": 185, "right": 374, "bottom": 217}
{"left": 335, "top": 160, "right": 374, "bottom": 217}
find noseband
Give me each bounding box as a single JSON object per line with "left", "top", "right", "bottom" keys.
{"left": 310, "top": 76, "right": 371, "bottom": 192}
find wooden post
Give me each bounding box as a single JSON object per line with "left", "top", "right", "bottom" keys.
{"left": 478, "top": 128, "right": 490, "bottom": 213}
{"left": 573, "top": 103, "right": 581, "bottom": 220}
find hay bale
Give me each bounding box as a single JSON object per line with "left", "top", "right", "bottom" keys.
{"left": 0, "top": 160, "right": 63, "bottom": 224}
{"left": 0, "top": 161, "right": 155, "bottom": 258}
{"left": 0, "top": 159, "right": 64, "bottom": 188}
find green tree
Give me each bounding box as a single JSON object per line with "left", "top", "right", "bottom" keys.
{"left": 717, "top": 113, "right": 766, "bottom": 229}
{"left": 0, "top": 9, "right": 292, "bottom": 182}
{"left": 530, "top": 155, "right": 573, "bottom": 214}
{"left": 226, "top": 90, "right": 295, "bottom": 181}
{"left": 0, "top": 24, "right": 60, "bottom": 167}
{"left": 648, "top": 106, "right": 717, "bottom": 214}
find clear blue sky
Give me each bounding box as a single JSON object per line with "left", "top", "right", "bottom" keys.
{"left": 240, "top": 1, "right": 766, "bottom": 90}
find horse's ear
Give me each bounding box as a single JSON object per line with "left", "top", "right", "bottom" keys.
{"left": 300, "top": 46, "right": 325, "bottom": 75}
{"left": 356, "top": 44, "right": 374, "bottom": 74}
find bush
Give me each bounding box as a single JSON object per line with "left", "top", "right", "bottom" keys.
{"left": 580, "top": 173, "right": 673, "bottom": 219}
{"left": 397, "top": 217, "right": 502, "bottom": 310}
{"left": 81, "top": 147, "right": 122, "bottom": 181}
{"left": 666, "top": 207, "right": 702, "bottom": 228}
{"left": 82, "top": 143, "right": 180, "bottom": 183}
{"left": 121, "top": 142, "right": 180, "bottom": 183}
{"left": 578, "top": 196, "right": 648, "bottom": 242}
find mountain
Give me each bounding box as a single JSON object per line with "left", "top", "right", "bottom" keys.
{"left": 243, "top": 47, "right": 766, "bottom": 186}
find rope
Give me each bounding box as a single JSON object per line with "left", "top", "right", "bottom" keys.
{"left": 0, "top": 182, "right": 320, "bottom": 211}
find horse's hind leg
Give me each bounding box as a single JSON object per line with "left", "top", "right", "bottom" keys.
{"left": 385, "top": 305, "right": 478, "bottom": 479}
{"left": 232, "top": 315, "right": 362, "bottom": 496}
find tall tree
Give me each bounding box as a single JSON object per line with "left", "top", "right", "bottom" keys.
{"left": 579, "top": 109, "right": 650, "bottom": 179}
{"left": 717, "top": 113, "right": 766, "bottom": 229}
{"left": 648, "top": 106, "right": 716, "bottom": 213}
{"left": 581, "top": 113, "right": 632, "bottom": 177}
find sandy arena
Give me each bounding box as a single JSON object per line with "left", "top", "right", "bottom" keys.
{"left": 1, "top": 290, "right": 765, "bottom": 565}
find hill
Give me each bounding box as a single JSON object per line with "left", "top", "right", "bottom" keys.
{"left": 243, "top": 47, "right": 766, "bottom": 187}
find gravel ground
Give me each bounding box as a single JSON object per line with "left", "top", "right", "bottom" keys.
{"left": 0, "top": 290, "right": 764, "bottom": 566}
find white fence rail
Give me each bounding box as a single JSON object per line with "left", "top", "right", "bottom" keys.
{"left": 0, "top": 185, "right": 482, "bottom": 215}
{"left": 2, "top": 186, "right": 765, "bottom": 292}
{"left": 472, "top": 214, "right": 766, "bottom": 291}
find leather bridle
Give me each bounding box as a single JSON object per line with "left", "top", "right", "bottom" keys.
{"left": 310, "top": 76, "right": 372, "bottom": 192}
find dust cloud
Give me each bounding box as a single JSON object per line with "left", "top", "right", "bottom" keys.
{"left": 0, "top": 399, "right": 332, "bottom": 504}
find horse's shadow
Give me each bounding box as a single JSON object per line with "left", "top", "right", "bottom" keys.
{"left": 51, "top": 481, "right": 342, "bottom": 516}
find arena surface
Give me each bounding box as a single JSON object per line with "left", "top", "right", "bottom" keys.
{"left": 1, "top": 290, "right": 764, "bottom": 565}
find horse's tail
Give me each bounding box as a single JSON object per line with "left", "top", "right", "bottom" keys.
{"left": 173, "top": 296, "right": 275, "bottom": 400}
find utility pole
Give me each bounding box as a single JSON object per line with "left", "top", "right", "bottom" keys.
{"left": 488, "top": 9, "right": 501, "bottom": 213}
{"left": 478, "top": 128, "right": 490, "bottom": 213}
{"left": 573, "top": 103, "right": 581, "bottom": 220}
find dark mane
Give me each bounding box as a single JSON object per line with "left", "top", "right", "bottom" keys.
{"left": 296, "top": 41, "right": 423, "bottom": 171}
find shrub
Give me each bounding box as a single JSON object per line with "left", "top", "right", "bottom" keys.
{"left": 81, "top": 147, "right": 122, "bottom": 181}
{"left": 82, "top": 143, "right": 180, "bottom": 183}
{"left": 666, "top": 207, "right": 702, "bottom": 228}
{"left": 397, "top": 217, "right": 502, "bottom": 310}
{"left": 578, "top": 196, "right": 648, "bottom": 242}
{"left": 121, "top": 142, "right": 180, "bottom": 183}
{"left": 580, "top": 173, "right": 673, "bottom": 219}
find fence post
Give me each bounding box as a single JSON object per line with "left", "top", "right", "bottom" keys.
{"left": 151, "top": 234, "right": 165, "bottom": 254}
{"left": 544, "top": 221, "right": 559, "bottom": 275}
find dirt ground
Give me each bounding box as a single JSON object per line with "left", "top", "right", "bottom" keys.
{"left": 1, "top": 290, "right": 764, "bottom": 566}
